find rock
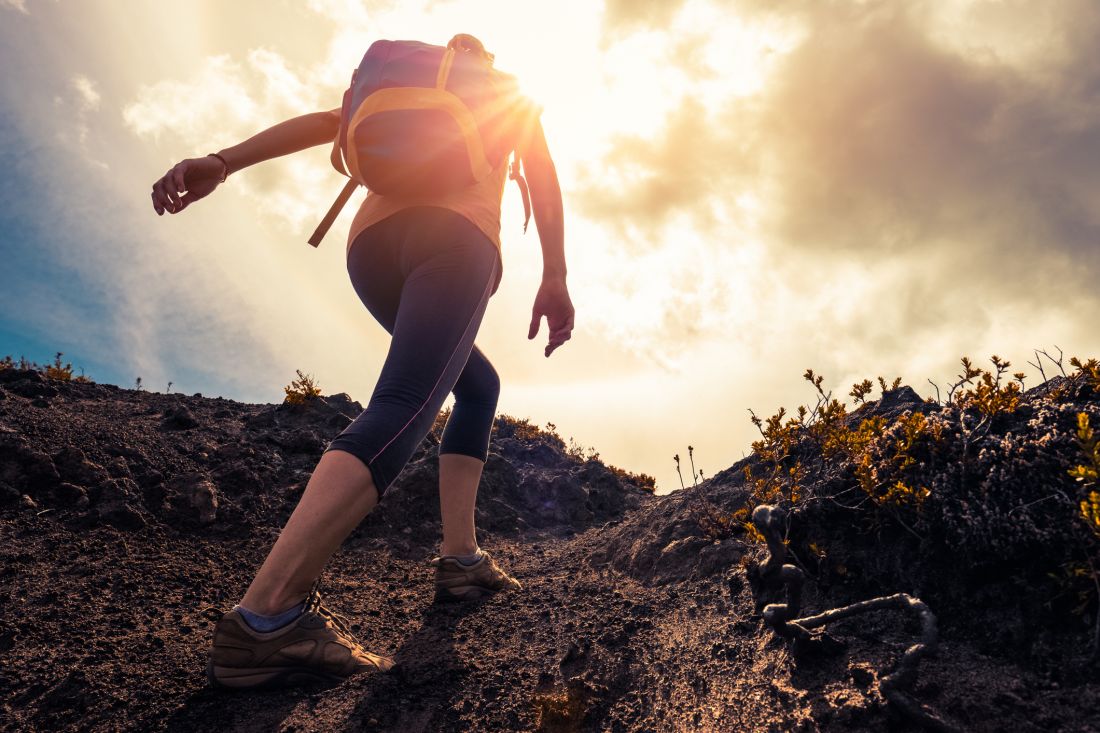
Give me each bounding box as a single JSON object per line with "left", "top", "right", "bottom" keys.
{"left": 53, "top": 447, "right": 109, "bottom": 489}
{"left": 105, "top": 456, "right": 132, "bottom": 480}
{"left": 273, "top": 428, "right": 324, "bottom": 454}
{"left": 160, "top": 404, "right": 199, "bottom": 430}
{"left": 54, "top": 482, "right": 90, "bottom": 508}
{"left": 97, "top": 501, "right": 146, "bottom": 530}
{"left": 245, "top": 408, "right": 277, "bottom": 429}
{"left": 852, "top": 385, "right": 932, "bottom": 424}
{"left": 17, "top": 449, "right": 61, "bottom": 497}
{"left": 167, "top": 472, "right": 218, "bottom": 524}
{"left": 695, "top": 539, "right": 745, "bottom": 578}
{"left": 211, "top": 461, "right": 260, "bottom": 493}
{"left": 7, "top": 376, "right": 58, "bottom": 399}
{"left": 651, "top": 536, "right": 711, "bottom": 583}
{"left": 92, "top": 477, "right": 146, "bottom": 528}
{"left": 0, "top": 368, "right": 39, "bottom": 384}
{"left": 98, "top": 476, "right": 137, "bottom": 500}
{"left": 321, "top": 392, "right": 364, "bottom": 418}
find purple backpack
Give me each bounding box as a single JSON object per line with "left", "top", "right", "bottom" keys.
{"left": 308, "top": 39, "right": 536, "bottom": 247}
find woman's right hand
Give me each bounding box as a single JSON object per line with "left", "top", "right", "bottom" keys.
{"left": 150, "top": 155, "right": 226, "bottom": 215}
{"left": 529, "top": 276, "right": 575, "bottom": 358}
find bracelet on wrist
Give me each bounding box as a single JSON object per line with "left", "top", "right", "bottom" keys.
{"left": 207, "top": 153, "right": 229, "bottom": 183}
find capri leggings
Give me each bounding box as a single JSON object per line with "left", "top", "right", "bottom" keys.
{"left": 324, "top": 205, "right": 502, "bottom": 497}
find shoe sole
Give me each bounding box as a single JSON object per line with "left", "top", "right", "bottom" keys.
{"left": 432, "top": 585, "right": 506, "bottom": 603}
{"left": 207, "top": 658, "right": 347, "bottom": 690}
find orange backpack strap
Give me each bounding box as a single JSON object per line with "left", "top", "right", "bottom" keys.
{"left": 330, "top": 135, "right": 349, "bottom": 177}
{"left": 307, "top": 178, "right": 358, "bottom": 248}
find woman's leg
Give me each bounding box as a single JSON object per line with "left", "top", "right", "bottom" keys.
{"left": 439, "top": 347, "right": 500, "bottom": 556}
{"left": 325, "top": 209, "right": 500, "bottom": 495}
{"left": 239, "top": 207, "right": 498, "bottom": 615}
{"left": 239, "top": 450, "right": 379, "bottom": 615}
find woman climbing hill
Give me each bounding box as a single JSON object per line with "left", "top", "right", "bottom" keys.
{"left": 149, "top": 34, "right": 573, "bottom": 689}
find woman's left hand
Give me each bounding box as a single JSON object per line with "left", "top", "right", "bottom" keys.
{"left": 528, "top": 277, "right": 574, "bottom": 358}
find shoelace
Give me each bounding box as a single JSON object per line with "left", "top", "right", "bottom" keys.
{"left": 302, "top": 580, "right": 358, "bottom": 641}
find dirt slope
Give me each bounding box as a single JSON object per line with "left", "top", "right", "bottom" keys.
{"left": 1, "top": 367, "right": 1098, "bottom": 732}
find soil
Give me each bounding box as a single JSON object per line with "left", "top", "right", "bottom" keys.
{"left": 1, "top": 367, "right": 1098, "bottom": 732}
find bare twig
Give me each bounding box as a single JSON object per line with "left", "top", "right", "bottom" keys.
{"left": 1036, "top": 346, "right": 1066, "bottom": 378}
{"left": 1008, "top": 494, "right": 1059, "bottom": 516}
{"left": 1027, "top": 350, "right": 1048, "bottom": 384}
{"left": 751, "top": 504, "right": 956, "bottom": 732}
{"left": 927, "top": 379, "right": 942, "bottom": 405}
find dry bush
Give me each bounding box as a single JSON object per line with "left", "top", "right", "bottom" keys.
{"left": 283, "top": 369, "right": 322, "bottom": 405}
{"left": 44, "top": 352, "right": 73, "bottom": 382}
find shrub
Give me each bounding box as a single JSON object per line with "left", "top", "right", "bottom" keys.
{"left": 607, "top": 464, "right": 656, "bottom": 493}
{"left": 1070, "top": 412, "right": 1100, "bottom": 539}
{"left": 44, "top": 352, "right": 74, "bottom": 382}
{"left": 283, "top": 369, "right": 322, "bottom": 405}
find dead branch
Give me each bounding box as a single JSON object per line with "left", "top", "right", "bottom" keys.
{"left": 751, "top": 504, "right": 957, "bottom": 732}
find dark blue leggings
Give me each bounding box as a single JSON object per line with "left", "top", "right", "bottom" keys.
{"left": 324, "top": 206, "right": 501, "bottom": 496}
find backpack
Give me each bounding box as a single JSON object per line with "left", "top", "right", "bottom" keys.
{"left": 308, "top": 38, "right": 535, "bottom": 247}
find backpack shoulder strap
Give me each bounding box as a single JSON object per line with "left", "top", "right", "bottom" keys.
{"left": 307, "top": 178, "right": 359, "bottom": 248}
{"left": 510, "top": 150, "right": 531, "bottom": 233}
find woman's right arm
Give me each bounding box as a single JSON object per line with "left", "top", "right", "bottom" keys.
{"left": 151, "top": 108, "right": 341, "bottom": 216}
{"left": 521, "top": 119, "right": 575, "bottom": 357}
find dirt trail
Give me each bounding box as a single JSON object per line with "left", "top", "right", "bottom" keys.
{"left": 2, "top": 368, "right": 1099, "bottom": 731}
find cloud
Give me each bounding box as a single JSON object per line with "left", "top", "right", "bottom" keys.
{"left": 589, "top": 2, "right": 1100, "bottom": 259}
{"left": 71, "top": 74, "right": 100, "bottom": 110}
{"left": 121, "top": 47, "right": 349, "bottom": 233}
{"left": 572, "top": 0, "right": 1100, "bottom": 371}
{"left": 50, "top": 73, "right": 108, "bottom": 168}
{"left": 0, "top": 0, "right": 28, "bottom": 14}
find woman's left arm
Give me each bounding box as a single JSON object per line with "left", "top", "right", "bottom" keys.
{"left": 151, "top": 108, "right": 340, "bottom": 215}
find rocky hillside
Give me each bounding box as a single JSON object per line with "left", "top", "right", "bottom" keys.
{"left": 1, "top": 359, "right": 1099, "bottom": 731}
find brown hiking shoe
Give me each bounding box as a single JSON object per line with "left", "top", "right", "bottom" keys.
{"left": 431, "top": 550, "right": 522, "bottom": 603}
{"left": 207, "top": 583, "right": 396, "bottom": 689}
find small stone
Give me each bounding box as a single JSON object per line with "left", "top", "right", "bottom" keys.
{"left": 161, "top": 404, "right": 199, "bottom": 430}
{"left": 54, "top": 482, "right": 90, "bottom": 508}
{"left": 105, "top": 456, "right": 132, "bottom": 480}
{"left": 98, "top": 502, "right": 146, "bottom": 530}
{"left": 168, "top": 472, "right": 218, "bottom": 524}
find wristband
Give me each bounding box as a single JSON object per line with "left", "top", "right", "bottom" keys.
{"left": 207, "top": 153, "right": 229, "bottom": 182}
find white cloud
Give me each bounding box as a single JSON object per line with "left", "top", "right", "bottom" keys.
{"left": 48, "top": 73, "right": 109, "bottom": 168}
{"left": 71, "top": 74, "right": 100, "bottom": 110}
{"left": 120, "top": 33, "right": 361, "bottom": 233}
{"left": 1, "top": 0, "right": 28, "bottom": 14}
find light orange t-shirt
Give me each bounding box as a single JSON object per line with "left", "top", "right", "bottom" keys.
{"left": 345, "top": 162, "right": 511, "bottom": 261}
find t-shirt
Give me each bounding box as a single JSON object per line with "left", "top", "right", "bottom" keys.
{"left": 345, "top": 160, "right": 510, "bottom": 260}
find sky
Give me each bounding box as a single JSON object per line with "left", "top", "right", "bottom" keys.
{"left": 2, "top": 0, "right": 1099, "bottom": 493}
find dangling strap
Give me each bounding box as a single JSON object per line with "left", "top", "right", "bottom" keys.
{"left": 509, "top": 150, "right": 531, "bottom": 233}
{"left": 307, "top": 178, "right": 358, "bottom": 248}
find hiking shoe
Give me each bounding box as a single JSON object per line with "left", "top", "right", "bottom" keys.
{"left": 431, "top": 550, "right": 522, "bottom": 603}
{"left": 207, "top": 583, "right": 396, "bottom": 689}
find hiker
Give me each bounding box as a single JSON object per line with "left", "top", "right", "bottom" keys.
{"left": 149, "top": 34, "right": 573, "bottom": 688}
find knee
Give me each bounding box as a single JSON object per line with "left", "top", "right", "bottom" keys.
{"left": 456, "top": 360, "right": 500, "bottom": 407}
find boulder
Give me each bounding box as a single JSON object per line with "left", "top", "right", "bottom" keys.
{"left": 167, "top": 472, "right": 218, "bottom": 525}
{"left": 160, "top": 404, "right": 199, "bottom": 430}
